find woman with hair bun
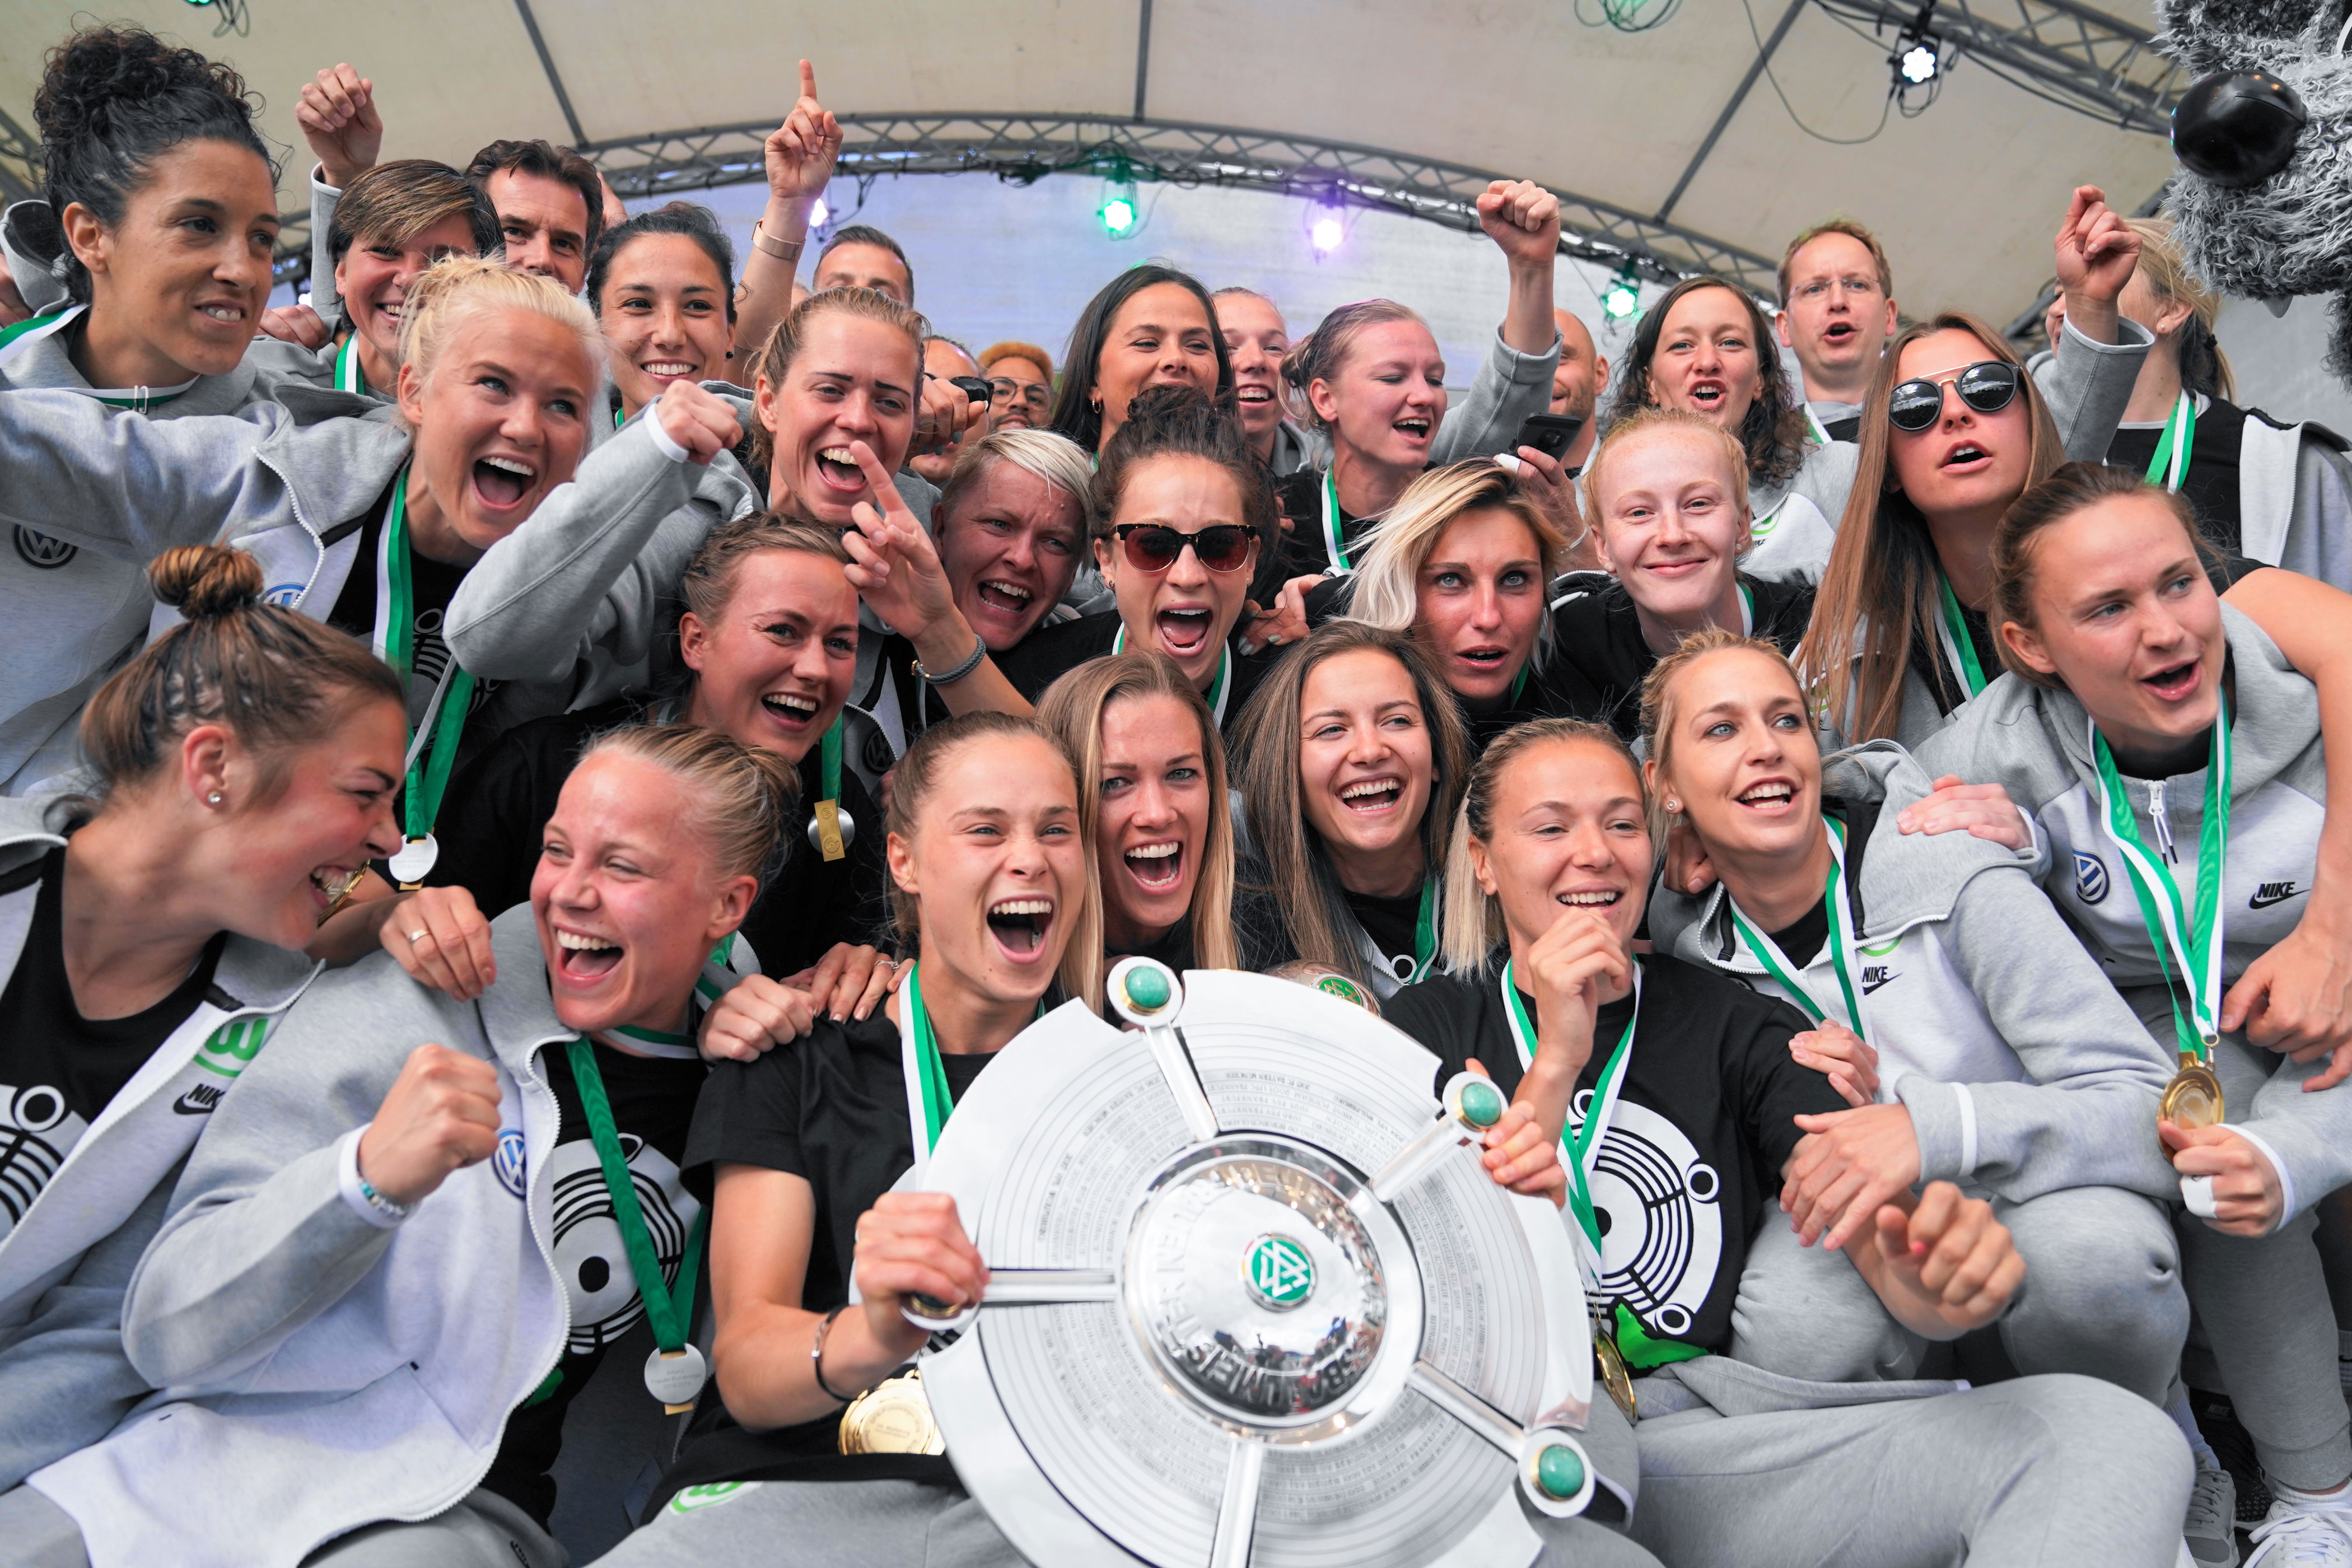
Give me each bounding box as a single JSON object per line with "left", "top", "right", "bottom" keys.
{"left": 16, "top": 724, "right": 799, "bottom": 1566}
{"left": 0, "top": 255, "right": 752, "bottom": 831}
{"left": 587, "top": 202, "right": 738, "bottom": 430}
{"left": 0, "top": 544, "right": 404, "bottom": 1494}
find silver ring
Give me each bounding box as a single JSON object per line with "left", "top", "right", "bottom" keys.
{"left": 408, "top": 928, "right": 431, "bottom": 945}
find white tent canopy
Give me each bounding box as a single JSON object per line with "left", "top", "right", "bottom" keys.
{"left": 0, "top": 0, "right": 2183, "bottom": 325}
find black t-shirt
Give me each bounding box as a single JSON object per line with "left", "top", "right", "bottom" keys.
{"left": 994, "top": 611, "right": 1273, "bottom": 738}
{"left": 2106, "top": 399, "right": 2250, "bottom": 556}
{"left": 1381, "top": 954, "right": 1838, "bottom": 1359}
{"left": 660, "top": 1010, "right": 1000, "bottom": 1491}
{"left": 1753, "top": 797, "right": 1883, "bottom": 969}
{"left": 1273, "top": 465, "right": 1382, "bottom": 579}
{"left": 482, "top": 1037, "right": 708, "bottom": 1527}
{"left": 1908, "top": 549, "right": 2262, "bottom": 720}
{"left": 1346, "top": 885, "right": 1426, "bottom": 985}
{"left": 1108, "top": 915, "right": 1197, "bottom": 973}
{"left": 0, "top": 848, "right": 227, "bottom": 1229}
{"left": 1542, "top": 574, "right": 1815, "bottom": 742}
{"left": 427, "top": 699, "right": 893, "bottom": 976}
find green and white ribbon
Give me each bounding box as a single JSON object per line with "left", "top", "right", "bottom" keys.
{"left": 2145, "top": 390, "right": 2197, "bottom": 494}
{"left": 2088, "top": 695, "right": 2232, "bottom": 1061}
{"left": 1501, "top": 958, "right": 1641, "bottom": 1286}
{"left": 1728, "top": 818, "right": 1870, "bottom": 1042}
{"left": 335, "top": 332, "right": 368, "bottom": 396}
{"left": 565, "top": 1040, "right": 708, "bottom": 1365}
{"left": 1112, "top": 624, "right": 1231, "bottom": 726}
{"left": 897, "top": 960, "right": 1043, "bottom": 1181}
{"left": 379, "top": 467, "right": 476, "bottom": 879}
{"left": 1321, "top": 469, "right": 1354, "bottom": 575}
{"left": 1933, "top": 573, "right": 1991, "bottom": 702}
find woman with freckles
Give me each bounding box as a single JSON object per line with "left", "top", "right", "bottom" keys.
{"left": 1376, "top": 716, "right": 2192, "bottom": 1568}
{"left": 1229, "top": 622, "right": 1470, "bottom": 998}
{"left": 17, "top": 726, "right": 802, "bottom": 1567}
{"left": 1036, "top": 649, "right": 1249, "bottom": 978}
{"left": 1639, "top": 631, "right": 2193, "bottom": 1415}
{"left": 1916, "top": 463, "right": 2352, "bottom": 1556}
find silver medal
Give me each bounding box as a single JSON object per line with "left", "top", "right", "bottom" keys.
{"left": 386, "top": 834, "right": 438, "bottom": 885}
{"left": 806, "top": 805, "right": 856, "bottom": 853}
{"left": 643, "top": 1342, "right": 707, "bottom": 1407}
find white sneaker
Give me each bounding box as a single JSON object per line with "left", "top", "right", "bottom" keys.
{"left": 2188, "top": 1465, "right": 2242, "bottom": 1567}
{"left": 2246, "top": 1498, "right": 2352, "bottom": 1567}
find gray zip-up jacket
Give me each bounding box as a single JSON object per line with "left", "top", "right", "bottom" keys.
{"left": 1744, "top": 316, "right": 2154, "bottom": 588}
{"left": 1429, "top": 328, "right": 1562, "bottom": 469}
{"left": 0, "top": 386, "right": 728, "bottom": 758}
{"left": 1648, "top": 742, "right": 2175, "bottom": 1205}
{"left": 35, "top": 910, "right": 582, "bottom": 1566}
{"left": 0, "top": 795, "right": 318, "bottom": 1490}
{"left": 1916, "top": 604, "right": 2340, "bottom": 1225}
{"left": 0, "top": 312, "right": 284, "bottom": 794}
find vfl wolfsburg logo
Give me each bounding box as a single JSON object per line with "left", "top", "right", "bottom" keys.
{"left": 668, "top": 1482, "right": 753, "bottom": 1514}
{"left": 1243, "top": 1234, "right": 1315, "bottom": 1310}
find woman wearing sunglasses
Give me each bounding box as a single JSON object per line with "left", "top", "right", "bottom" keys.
{"left": 1229, "top": 621, "right": 1471, "bottom": 998}
{"left": 1798, "top": 310, "right": 2352, "bottom": 755}
{"left": 993, "top": 386, "right": 1276, "bottom": 733}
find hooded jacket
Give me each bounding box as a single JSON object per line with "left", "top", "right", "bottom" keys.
{"left": 1915, "top": 603, "right": 2340, "bottom": 1224}
{"left": 0, "top": 315, "right": 284, "bottom": 794}
{"left": 0, "top": 386, "right": 729, "bottom": 765}
{"left": 1648, "top": 741, "right": 2175, "bottom": 1205}
{"left": 32, "top": 905, "right": 750, "bottom": 1567}
{"left": 1743, "top": 316, "right": 2155, "bottom": 587}
{"left": 0, "top": 794, "right": 319, "bottom": 1490}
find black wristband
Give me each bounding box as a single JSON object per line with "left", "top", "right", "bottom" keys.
{"left": 914, "top": 632, "right": 987, "bottom": 686}
{"left": 810, "top": 1304, "right": 857, "bottom": 1404}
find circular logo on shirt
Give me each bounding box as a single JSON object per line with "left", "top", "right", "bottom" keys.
{"left": 2072, "top": 851, "right": 2110, "bottom": 906}
{"left": 13, "top": 527, "right": 76, "bottom": 569}
{"left": 493, "top": 1128, "right": 529, "bottom": 1198}
{"left": 548, "top": 1133, "right": 698, "bottom": 1354}
{"left": 1242, "top": 1234, "right": 1316, "bottom": 1310}
{"left": 263, "top": 582, "right": 305, "bottom": 608}
{"left": 1583, "top": 1099, "right": 1723, "bottom": 1342}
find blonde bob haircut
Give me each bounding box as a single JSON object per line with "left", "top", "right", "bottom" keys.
{"left": 395, "top": 254, "right": 604, "bottom": 397}
{"left": 1034, "top": 650, "right": 1240, "bottom": 975}
{"left": 883, "top": 711, "right": 1104, "bottom": 1015}
{"left": 1580, "top": 407, "right": 1753, "bottom": 534}
{"left": 1438, "top": 717, "right": 1646, "bottom": 975}
{"left": 1345, "top": 459, "right": 1570, "bottom": 662}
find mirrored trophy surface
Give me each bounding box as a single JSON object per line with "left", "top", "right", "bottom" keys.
{"left": 909, "top": 959, "right": 1599, "bottom": 1568}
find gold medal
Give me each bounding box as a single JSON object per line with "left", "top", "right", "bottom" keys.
{"left": 2160, "top": 1051, "right": 2225, "bottom": 1137}
{"left": 1592, "top": 1314, "right": 1636, "bottom": 1422}
{"left": 837, "top": 1369, "right": 944, "bottom": 1455}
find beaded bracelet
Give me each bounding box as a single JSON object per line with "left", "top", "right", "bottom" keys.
{"left": 913, "top": 632, "right": 988, "bottom": 686}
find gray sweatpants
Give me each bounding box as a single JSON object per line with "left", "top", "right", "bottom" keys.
{"left": 1730, "top": 1186, "right": 2187, "bottom": 1403}
{"left": 1630, "top": 1367, "right": 2191, "bottom": 1567}
{"left": 596, "top": 1474, "right": 1666, "bottom": 1566}
{"left": 2180, "top": 1204, "right": 2352, "bottom": 1490}
{"left": 0, "top": 1483, "right": 567, "bottom": 1568}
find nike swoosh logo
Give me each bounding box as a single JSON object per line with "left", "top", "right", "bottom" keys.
{"left": 172, "top": 1086, "right": 223, "bottom": 1115}
{"left": 1861, "top": 974, "right": 1897, "bottom": 995}
{"left": 2250, "top": 887, "right": 2305, "bottom": 910}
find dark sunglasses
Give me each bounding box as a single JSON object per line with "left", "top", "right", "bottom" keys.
{"left": 1887, "top": 360, "right": 2021, "bottom": 432}
{"left": 1113, "top": 522, "right": 1255, "bottom": 574}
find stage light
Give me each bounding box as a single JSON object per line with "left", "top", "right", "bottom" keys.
{"left": 1310, "top": 216, "right": 1343, "bottom": 254}
{"left": 1602, "top": 265, "right": 1641, "bottom": 321}
{"left": 1100, "top": 194, "right": 1137, "bottom": 236}
{"left": 810, "top": 197, "right": 829, "bottom": 227}
{"left": 1898, "top": 42, "right": 1939, "bottom": 85}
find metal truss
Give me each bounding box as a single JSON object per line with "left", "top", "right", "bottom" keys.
{"left": 1812, "top": 0, "right": 2188, "bottom": 136}
{"left": 589, "top": 112, "right": 1786, "bottom": 296}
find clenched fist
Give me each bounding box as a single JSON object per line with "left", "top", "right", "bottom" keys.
{"left": 356, "top": 1043, "right": 503, "bottom": 1206}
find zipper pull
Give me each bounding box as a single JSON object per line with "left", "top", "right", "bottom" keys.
{"left": 2148, "top": 779, "right": 2177, "bottom": 862}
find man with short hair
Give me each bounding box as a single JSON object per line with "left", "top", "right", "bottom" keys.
{"left": 1774, "top": 219, "right": 1898, "bottom": 443}
{"left": 813, "top": 224, "right": 914, "bottom": 304}
{"left": 463, "top": 139, "right": 603, "bottom": 293}
{"left": 1549, "top": 306, "right": 1608, "bottom": 472}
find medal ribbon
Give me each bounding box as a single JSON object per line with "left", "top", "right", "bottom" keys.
{"left": 1738, "top": 581, "right": 1755, "bottom": 637}
{"left": 1501, "top": 959, "right": 1640, "bottom": 1285}
{"left": 2145, "top": 390, "right": 2197, "bottom": 494}
{"left": 564, "top": 1039, "right": 708, "bottom": 1357}
{"left": 1112, "top": 626, "right": 1231, "bottom": 726}
{"left": 1804, "top": 407, "right": 1833, "bottom": 447}
{"left": 1728, "top": 818, "right": 1870, "bottom": 1041}
{"left": 900, "top": 963, "right": 959, "bottom": 1183}
{"left": 1409, "top": 878, "right": 1438, "bottom": 984}
{"left": 610, "top": 1022, "right": 700, "bottom": 1061}
{"left": 381, "top": 468, "right": 477, "bottom": 858}
{"left": 335, "top": 332, "right": 367, "bottom": 396}
{"left": 1934, "top": 573, "right": 1990, "bottom": 701}
{"left": 811, "top": 715, "right": 847, "bottom": 862}
{"left": 2088, "top": 697, "right": 2232, "bottom": 1061}
{"left": 1321, "top": 469, "right": 1353, "bottom": 575}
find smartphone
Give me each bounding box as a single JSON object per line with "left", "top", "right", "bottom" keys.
{"left": 1513, "top": 412, "right": 1584, "bottom": 462}
{"left": 950, "top": 376, "right": 995, "bottom": 404}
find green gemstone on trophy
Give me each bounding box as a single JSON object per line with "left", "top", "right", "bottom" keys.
{"left": 1125, "top": 965, "right": 1172, "bottom": 1011}
{"left": 1535, "top": 1444, "right": 1585, "bottom": 1500}
{"left": 1458, "top": 1079, "right": 1505, "bottom": 1130}
{"left": 1243, "top": 1234, "right": 1316, "bottom": 1309}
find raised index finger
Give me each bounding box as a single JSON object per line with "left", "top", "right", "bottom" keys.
{"left": 847, "top": 441, "right": 909, "bottom": 517}
{"left": 800, "top": 58, "right": 819, "bottom": 104}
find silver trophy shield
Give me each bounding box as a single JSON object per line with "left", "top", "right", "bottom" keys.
{"left": 912, "top": 958, "right": 1598, "bottom": 1568}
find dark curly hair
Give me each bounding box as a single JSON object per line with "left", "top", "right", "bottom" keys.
{"left": 34, "top": 25, "right": 276, "bottom": 304}
{"left": 1090, "top": 383, "right": 1276, "bottom": 559}
{"left": 1603, "top": 276, "right": 1808, "bottom": 488}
